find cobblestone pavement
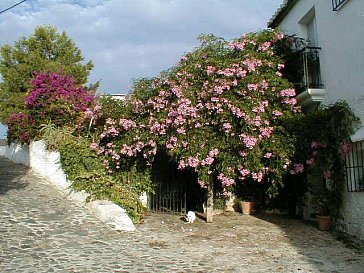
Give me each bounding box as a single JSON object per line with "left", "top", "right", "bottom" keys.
{"left": 1, "top": 156, "right": 363, "bottom": 273}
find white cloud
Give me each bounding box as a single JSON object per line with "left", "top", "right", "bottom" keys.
{"left": 0, "top": 0, "right": 283, "bottom": 95}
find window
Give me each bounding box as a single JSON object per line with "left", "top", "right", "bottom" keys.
{"left": 332, "top": 0, "right": 349, "bottom": 11}
{"left": 307, "top": 16, "right": 318, "bottom": 47}
{"left": 345, "top": 141, "right": 364, "bottom": 192}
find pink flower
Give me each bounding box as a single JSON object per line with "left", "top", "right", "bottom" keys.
{"left": 229, "top": 41, "right": 245, "bottom": 50}
{"left": 119, "top": 119, "right": 136, "bottom": 131}
{"left": 90, "top": 142, "right": 98, "bottom": 149}
{"left": 248, "top": 83, "right": 258, "bottom": 91}
{"left": 223, "top": 191, "right": 233, "bottom": 197}
{"left": 280, "top": 88, "right": 296, "bottom": 97}
{"left": 178, "top": 160, "right": 187, "bottom": 170}
{"left": 282, "top": 98, "right": 297, "bottom": 106}
{"left": 252, "top": 171, "right": 264, "bottom": 182}
{"left": 217, "top": 173, "right": 235, "bottom": 188}
{"left": 340, "top": 141, "right": 352, "bottom": 157}
{"left": 239, "top": 168, "right": 250, "bottom": 177}
{"left": 241, "top": 134, "right": 258, "bottom": 149}
{"left": 306, "top": 158, "right": 316, "bottom": 166}
{"left": 206, "top": 66, "right": 216, "bottom": 75}
{"left": 323, "top": 170, "right": 332, "bottom": 179}
{"left": 201, "top": 157, "right": 214, "bottom": 166}
{"left": 264, "top": 153, "right": 273, "bottom": 159}
{"left": 272, "top": 110, "right": 283, "bottom": 117}
{"left": 277, "top": 64, "right": 285, "bottom": 70}
{"left": 197, "top": 179, "right": 208, "bottom": 189}
{"left": 222, "top": 122, "right": 232, "bottom": 133}
{"left": 208, "top": 149, "right": 219, "bottom": 157}
{"left": 258, "top": 41, "right": 271, "bottom": 51}
{"left": 311, "top": 141, "right": 319, "bottom": 149}
{"left": 294, "top": 163, "right": 304, "bottom": 174}
{"left": 259, "top": 127, "right": 273, "bottom": 139}
{"left": 177, "top": 127, "right": 186, "bottom": 134}
{"left": 187, "top": 157, "right": 200, "bottom": 168}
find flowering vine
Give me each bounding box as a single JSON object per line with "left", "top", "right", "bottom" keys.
{"left": 94, "top": 29, "right": 300, "bottom": 198}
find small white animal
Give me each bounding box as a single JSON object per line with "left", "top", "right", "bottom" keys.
{"left": 186, "top": 211, "right": 196, "bottom": 223}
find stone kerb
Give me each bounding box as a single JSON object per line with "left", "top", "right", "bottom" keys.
{"left": 4, "top": 140, "right": 135, "bottom": 232}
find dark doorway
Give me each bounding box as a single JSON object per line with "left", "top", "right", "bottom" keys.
{"left": 149, "top": 150, "right": 205, "bottom": 214}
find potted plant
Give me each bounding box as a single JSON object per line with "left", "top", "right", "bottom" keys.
{"left": 235, "top": 180, "right": 261, "bottom": 215}
{"left": 239, "top": 199, "right": 256, "bottom": 215}
{"left": 311, "top": 188, "right": 335, "bottom": 231}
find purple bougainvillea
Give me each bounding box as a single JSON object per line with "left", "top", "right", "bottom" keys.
{"left": 25, "top": 71, "right": 95, "bottom": 126}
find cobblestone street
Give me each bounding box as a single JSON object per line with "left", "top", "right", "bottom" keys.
{"left": 1, "top": 156, "right": 363, "bottom": 273}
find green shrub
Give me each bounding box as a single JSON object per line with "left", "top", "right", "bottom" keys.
{"left": 58, "top": 136, "right": 150, "bottom": 223}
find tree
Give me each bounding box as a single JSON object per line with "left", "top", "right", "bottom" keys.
{"left": 0, "top": 25, "right": 93, "bottom": 123}
{"left": 93, "top": 30, "right": 299, "bottom": 222}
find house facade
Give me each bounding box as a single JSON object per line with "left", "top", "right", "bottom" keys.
{"left": 268, "top": 0, "right": 364, "bottom": 240}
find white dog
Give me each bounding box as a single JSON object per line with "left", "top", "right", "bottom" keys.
{"left": 186, "top": 211, "right": 196, "bottom": 223}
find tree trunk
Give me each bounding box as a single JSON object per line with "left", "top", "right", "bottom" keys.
{"left": 206, "top": 175, "right": 214, "bottom": 223}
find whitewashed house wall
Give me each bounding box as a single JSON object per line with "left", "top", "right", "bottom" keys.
{"left": 269, "top": 0, "right": 364, "bottom": 240}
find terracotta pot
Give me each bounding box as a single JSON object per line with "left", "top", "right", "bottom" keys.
{"left": 240, "top": 201, "right": 256, "bottom": 215}
{"left": 317, "top": 215, "right": 331, "bottom": 231}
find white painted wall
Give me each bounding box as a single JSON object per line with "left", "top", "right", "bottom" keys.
{"left": 274, "top": 0, "right": 364, "bottom": 240}
{"left": 341, "top": 192, "right": 364, "bottom": 238}
{"left": 0, "top": 146, "right": 5, "bottom": 156}
{"left": 3, "top": 140, "right": 136, "bottom": 231}
{"left": 276, "top": 0, "right": 364, "bottom": 121}
{"left": 4, "top": 141, "right": 87, "bottom": 203}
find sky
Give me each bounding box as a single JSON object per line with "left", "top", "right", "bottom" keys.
{"left": 0, "top": 0, "right": 283, "bottom": 138}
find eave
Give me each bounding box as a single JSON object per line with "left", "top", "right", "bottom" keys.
{"left": 268, "top": 0, "right": 300, "bottom": 28}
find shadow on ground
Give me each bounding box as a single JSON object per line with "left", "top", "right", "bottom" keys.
{"left": 0, "top": 156, "right": 30, "bottom": 194}
{"left": 137, "top": 211, "right": 364, "bottom": 272}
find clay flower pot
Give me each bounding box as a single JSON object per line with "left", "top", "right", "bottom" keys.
{"left": 240, "top": 201, "right": 256, "bottom": 215}
{"left": 317, "top": 215, "right": 331, "bottom": 231}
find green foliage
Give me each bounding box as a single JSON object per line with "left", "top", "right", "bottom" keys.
{"left": 289, "top": 102, "right": 360, "bottom": 221}
{"left": 0, "top": 25, "right": 93, "bottom": 123}
{"left": 94, "top": 29, "right": 299, "bottom": 202}
{"left": 39, "top": 122, "right": 74, "bottom": 151}
{"left": 58, "top": 136, "right": 151, "bottom": 223}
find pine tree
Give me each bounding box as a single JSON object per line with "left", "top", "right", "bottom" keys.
{"left": 0, "top": 25, "right": 93, "bottom": 123}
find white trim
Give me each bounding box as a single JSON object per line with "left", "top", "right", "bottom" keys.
{"left": 351, "top": 127, "right": 364, "bottom": 142}
{"left": 296, "top": 88, "right": 326, "bottom": 107}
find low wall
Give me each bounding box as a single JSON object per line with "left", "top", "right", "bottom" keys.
{"left": 0, "top": 146, "right": 5, "bottom": 156}
{"left": 4, "top": 141, "right": 86, "bottom": 203}
{"left": 4, "top": 140, "right": 135, "bottom": 231}
{"left": 341, "top": 192, "right": 364, "bottom": 241}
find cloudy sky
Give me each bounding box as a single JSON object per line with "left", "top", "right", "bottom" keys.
{"left": 0, "top": 0, "right": 283, "bottom": 137}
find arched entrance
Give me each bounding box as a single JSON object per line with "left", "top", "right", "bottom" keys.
{"left": 149, "top": 150, "right": 205, "bottom": 214}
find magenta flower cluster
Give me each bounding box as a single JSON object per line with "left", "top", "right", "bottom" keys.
{"left": 6, "top": 112, "right": 35, "bottom": 144}
{"left": 25, "top": 71, "right": 95, "bottom": 126}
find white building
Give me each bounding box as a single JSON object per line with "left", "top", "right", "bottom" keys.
{"left": 269, "top": 0, "right": 364, "bottom": 240}
{"left": 109, "top": 94, "right": 127, "bottom": 101}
